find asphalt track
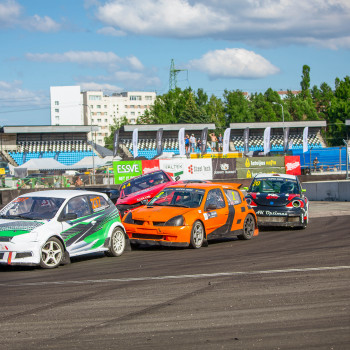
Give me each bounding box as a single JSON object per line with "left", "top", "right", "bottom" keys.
{"left": 0, "top": 202, "right": 349, "bottom": 350}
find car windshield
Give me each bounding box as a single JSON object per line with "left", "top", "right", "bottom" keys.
{"left": 249, "top": 177, "right": 300, "bottom": 194}
{"left": 148, "top": 188, "right": 205, "bottom": 208}
{"left": 0, "top": 196, "right": 65, "bottom": 220}
{"left": 120, "top": 171, "right": 169, "bottom": 197}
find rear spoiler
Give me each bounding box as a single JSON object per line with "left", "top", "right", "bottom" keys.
{"left": 210, "top": 182, "right": 242, "bottom": 189}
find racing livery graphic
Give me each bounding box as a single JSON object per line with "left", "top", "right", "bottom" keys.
{"left": 0, "top": 190, "right": 127, "bottom": 268}
{"left": 245, "top": 173, "right": 309, "bottom": 228}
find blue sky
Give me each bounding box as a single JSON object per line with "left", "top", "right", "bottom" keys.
{"left": 0, "top": 0, "right": 349, "bottom": 126}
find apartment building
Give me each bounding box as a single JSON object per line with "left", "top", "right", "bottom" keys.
{"left": 50, "top": 86, "right": 156, "bottom": 146}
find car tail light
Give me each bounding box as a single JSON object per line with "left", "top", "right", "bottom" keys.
{"left": 286, "top": 200, "right": 304, "bottom": 208}
{"left": 246, "top": 198, "right": 257, "bottom": 207}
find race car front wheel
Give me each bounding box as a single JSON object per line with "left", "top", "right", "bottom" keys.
{"left": 105, "top": 227, "right": 126, "bottom": 257}
{"left": 238, "top": 214, "right": 255, "bottom": 240}
{"left": 190, "top": 220, "right": 204, "bottom": 249}
{"left": 40, "top": 237, "right": 64, "bottom": 269}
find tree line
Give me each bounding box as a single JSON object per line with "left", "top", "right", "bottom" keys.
{"left": 104, "top": 65, "right": 350, "bottom": 149}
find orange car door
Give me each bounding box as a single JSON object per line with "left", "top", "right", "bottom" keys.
{"left": 223, "top": 189, "right": 244, "bottom": 232}
{"left": 203, "top": 188, "right": 229, "bottom": 236}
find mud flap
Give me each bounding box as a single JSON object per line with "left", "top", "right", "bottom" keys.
{"left": 61, "top": 251, "right": 71, "bottom": 265}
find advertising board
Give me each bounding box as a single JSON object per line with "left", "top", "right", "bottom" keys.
{"left": 236, "top": 156, "right": 285, "bottom": 169}
{"left": 113, "top": 160, "right": 142, "bottom": 184}
{"left": 285, "top": 156, "right": 301, "bottom": 175}
{"left": 237, "top": 167, "right": 286, "bottom": 179}
{"left": 212, "top": 158, "right": 237, "bottom": 180}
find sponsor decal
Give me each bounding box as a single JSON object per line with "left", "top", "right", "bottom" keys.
{"left": 266, "top": 194, "right": 279, "bottom": 199}
{"left": 255, "top": 210, "right": 288, "bottom": 216}
{"left": 142, "top": 160, "right": 160, "bottom": 174}
{"left": 113, "top": 161, "right": 142, "bottom": 184}
{"left": 207, "top": 211, "right": 218, "bottom": 219}
{"left": 213, "top": 158, "right": 237, "bottom": 179}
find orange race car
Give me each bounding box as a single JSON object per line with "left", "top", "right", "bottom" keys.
{"left": 123, "top": 183, "right": 259, "bottom": 248}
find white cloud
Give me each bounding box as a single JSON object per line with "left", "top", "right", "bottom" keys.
{"left": 0, "top": 0, "right": 21, "bottom": 27}
{"left": 24, "top": 15, "right": 61, "bottom": 32}
{"left": 97, "top": 26, "right": 126, "bottom": 37}
{"left": 94, "top": 0, "right": 350, "bottom": 49}
{"left": 188, "top": 48, "right": 280, "bottom": 79}
{"left": 0, "top": 0, "right": 60, "bottom": 32}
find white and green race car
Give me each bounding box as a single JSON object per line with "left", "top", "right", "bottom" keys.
{"left": 0, "top": 190, "right": 128, "bottom": 268}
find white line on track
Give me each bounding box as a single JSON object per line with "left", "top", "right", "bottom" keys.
{"left": 1, "top": 266, "right": 350, "bottom": 287}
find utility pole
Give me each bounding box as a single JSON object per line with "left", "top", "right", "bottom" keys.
{"left": 169, "top": 59, "right": 187, "bottom": 91}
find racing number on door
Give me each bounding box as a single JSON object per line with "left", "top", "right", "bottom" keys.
{"left": 90, "top": 196, "right": 101, "bottom": 210}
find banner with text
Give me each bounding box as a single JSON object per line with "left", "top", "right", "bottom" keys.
{"left": 113, "top": 160, "right": 142, "bottom": 184}
{"left": 212, "top": 158, "right": 237, "bottom": 180}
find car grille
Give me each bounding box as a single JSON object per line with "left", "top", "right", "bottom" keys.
{"left": 132, "top": 233, "right": 164, "bottom": 240}
{"left": 0, "top": 237, "right": 12, "bottom": 242}
{"left": 15, "top": 252, "right": 33, "bottom": 259}
{"left": 132, "top": 220, "right": 165, "bottom": 226}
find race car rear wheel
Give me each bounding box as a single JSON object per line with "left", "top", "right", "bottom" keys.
{"left": 190, "top": 220, "right": 204, "bottom": 249}
{"left": 238, "top": 214, "right": 255, "bottom": 240}
{"left": 40, "top": 237, "right": 64, "bottom": 269}
{"left": 105, "top": 227, "right": 126, "bottom": 257}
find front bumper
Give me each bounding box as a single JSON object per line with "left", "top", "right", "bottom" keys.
{"left": 124, "top": 223, "right": 192, "bottom": 246}
{"left": 0, "top": 242, "right": 40, "bottom": 266}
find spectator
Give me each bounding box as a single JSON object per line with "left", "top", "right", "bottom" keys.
{"left": 218, "top": 133, "right": 223, "bottom": 152}
{"left": 197, "top": 138, "right": 202, "bottom": 152}
{"left": 313, "top": 157, "right": 319, "bottom": 171}
{"left": 190, "top": 134, "right": 196, "bottom": 153}
{"left": 210, "top": 133, "right": 217, "bottom": 152}
{"left": 185, "top": 134, "right": 190, "bottom": 155}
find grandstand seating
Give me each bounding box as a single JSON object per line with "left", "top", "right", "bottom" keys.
{"left": 231, "top": 134, "right": 323, "bottom": 152}
{"left": 121, "top": 138, "right": 212, "bottom": 159}
{"left": 8, "top": 140, "right": 95, "bottom": 166}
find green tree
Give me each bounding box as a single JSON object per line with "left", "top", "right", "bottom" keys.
{"left": 300, "top": 65, "right": 311, "bottom": 99}
{"left": 223, "top": 89, "right": 254, "bottom": 123}
{"left": 103, "top": 116, "right": 128, "bottom": 150}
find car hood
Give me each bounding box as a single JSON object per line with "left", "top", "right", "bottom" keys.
{"left": 117, "top": 182, "right": 173, "bottom": 205}
{"left": 248, "top": 193, "right": 298, "bottom": 207}
{"left": 0, "top": 219, "right": 45, "bottom": 238}
{"left": 129, "top": 205, "right": 194, "bottom": 223}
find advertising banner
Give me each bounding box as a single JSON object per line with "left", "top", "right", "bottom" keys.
{"left": 237, "top": 156, "right": 285, "bottom": 169}
{"left": 243, "top": 127, "right": 249, "bottom": 155}
{"left": 178, "top": 128, "right": 185, "bottom": 156}
{"left": 285, "top": 156, "right": 301, "bottom": 175}
{"left": 113, "top": 160, "right": 142, "bottom": 184}
{"left": 132, "top": 128, "right": 138, "bottom": 158}
{"left": 223, "top": 128, "right": 231, "bottom": 155}
{"left": 200, "top": 127, "right": 208, "bottom": 155}
{"left": 113, "top": 129, "right": 119, "bottom": 158}
{"left": 237, "top": 167, "right": 285, "bottom": 179}
{"left": 263, "top": 127, "right": 271, "bottom": 155}
{"left": 283, "top": 127, "right": 290, "bottom": 153}
{"left": 212, "top": 158, "right": 237, "bottom": 180}
{"left": 156, "top": 128, "right": 163, "bottom": 156}
{"left": 303, "top": 127, "right": 309, "bottom": 153}
{"left": 142, "top": 160, "right": 160, "bottom": 174}
{"left": 159, "top": 158, "right": 213, "bottom": 180}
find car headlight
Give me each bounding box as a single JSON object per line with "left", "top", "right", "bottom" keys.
{"left": 124, "top": 211, "right": 135, "bottom": 224}
{"left": 164, "top": 215, "right": 184, "bottom": 226}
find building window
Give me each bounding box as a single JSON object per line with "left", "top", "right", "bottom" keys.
{"left": 97, "top": 119, "right": 102, "bottom": 122}
{"left": 55, "top": 101, "right": 59, "bottom": 105}
{"left": 97, "top": 112, "right": 101, "bottom": 116}
{"left": 130, "top": 95, "right": 142, "bottom": 101}
{"left": 55, "top": 109, "right": 59, "bottom": 113}
{"left": 145, "top": 96, "right": 152, "bottom": 101}
{"left": 104, "top": 119, "right": 108, "bottom": 122}
{"left": 89, "top": 95, "right": 102, "bottom": 100}
{"left": 96, "top": 105, "right": 101, "bottom": 108}
{"left": 104, "top": 105, "right": 107, "bottom": 108}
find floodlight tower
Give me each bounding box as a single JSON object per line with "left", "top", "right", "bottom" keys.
{"left": 169, "top": 59, "right": 187, "bottom": 91}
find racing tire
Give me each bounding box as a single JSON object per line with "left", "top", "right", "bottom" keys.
{"left": 238, "top": 214, "right": 255, "bottom": 240}
{"left": 40, "top": 237, "right": 64, "bottom": 269}
{"left": 190, "top": 220, "right": 204, "bottom": 249}
{"left": 105, "top": 227, "right": 126, "bottom": 257}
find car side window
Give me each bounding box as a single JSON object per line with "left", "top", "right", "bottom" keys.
{"left": 223, "top": 189, "right": 242, "bottom": 206}
{"left": 65, "top": 196, "right": 91, "bottom": 218}
{"left": 205, "top": 189, "right": 226, "bottom": 210}
{"left": 88, "top": 195, "right": 109, "bottom": 212}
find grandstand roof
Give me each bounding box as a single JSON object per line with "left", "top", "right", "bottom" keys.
{"left": 124, "top": 124, "right": 216, "bottom": 132}
{"left": 17, "top": 158, "right": 71, "bottom": 170}
{"left": 2, "top": 125, "right": 99, "bottom": 134}
{"left": 229, "top": 121, "right": 326, "bottom": 129}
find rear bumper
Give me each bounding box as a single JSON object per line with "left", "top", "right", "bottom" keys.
{"left": 254, "top": 207, "right": 307, "bottom": 227}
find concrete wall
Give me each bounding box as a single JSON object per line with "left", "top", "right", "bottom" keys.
{"left": 302, "top": 180, "right": 350, "bottom": 201}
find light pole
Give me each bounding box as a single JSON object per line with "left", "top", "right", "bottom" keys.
{"left": 81, "top": 103, "right": 95, "bottom": 184}
{"left": 273, "top": 102, "right": 285, "bottom": 152}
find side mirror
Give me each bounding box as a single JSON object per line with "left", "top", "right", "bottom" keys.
{"left": 175, "top": 176, "right": 180, "bottom": 181}
{"left": 206, "top": 204, "right": 217, "bottom": 211}
{"left": 60, "top": 212, "right": 77, "bottom": 221}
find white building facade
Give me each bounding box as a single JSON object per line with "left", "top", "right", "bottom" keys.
{"left": 50, "top": 86, "right": 83, "bottom": 125}
{"left": 50, "top": 86, "right": 156, "bottom": 146}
